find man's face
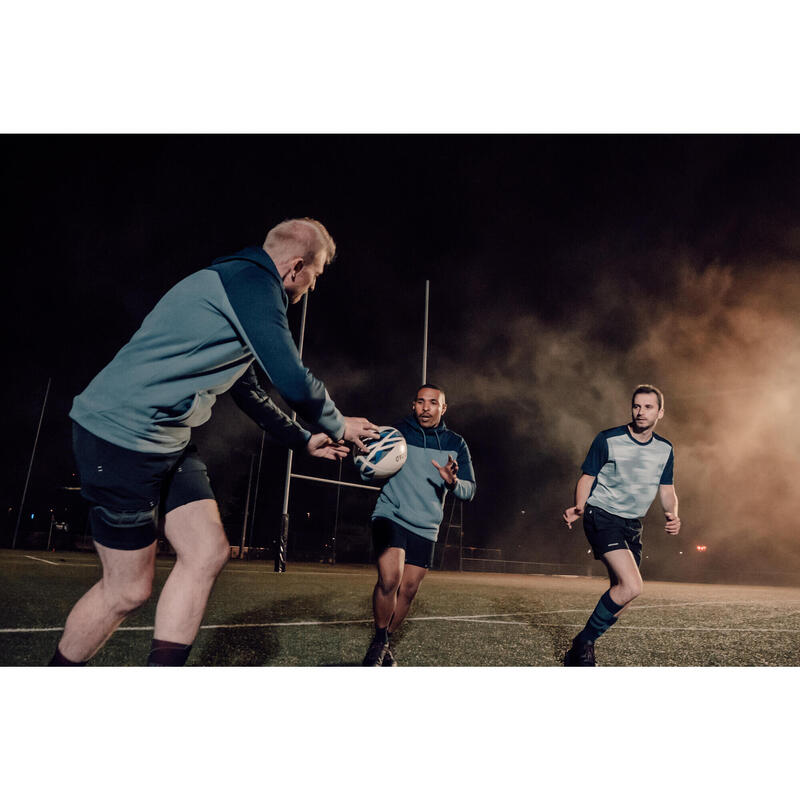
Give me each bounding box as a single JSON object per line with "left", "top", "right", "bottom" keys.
{"left": 413, "top": 387, "right": 447, "bottom": 428}
{"left": 285, "top": 251, "right": 326, "bottom": 304}
{"left": 631, "top": 392, "right": 664, "bottom": 432}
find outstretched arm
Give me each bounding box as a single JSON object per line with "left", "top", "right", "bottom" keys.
{"left": 658, "top": 484, "right": 681, "bottom": 535}
{"left": 563, "top": 473, "right": 595, "bottom": 529}
{"left": 306, "top": 432, "right": 350, "bottom": 460}
{"left": 230, "top": 364, "right": 312, "bottom": 450}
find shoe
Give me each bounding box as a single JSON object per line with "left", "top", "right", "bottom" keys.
{"left": 382, "top": 646, "right": 397, "bottom": 667}
{"left": 362, "top": 639, "right": 389, "bottom": 666}
{"left": 564, "top": 638, "right": 596, "bottom": 667}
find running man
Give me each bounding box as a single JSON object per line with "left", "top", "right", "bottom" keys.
{"left": 362, "top": 384, "right": 476, "bottom": 666}
{"left": 562, "top": 384, "right": 680, "bottom": 666}
{"left": 51, "top": 218, "right": 379, "bottom": 666}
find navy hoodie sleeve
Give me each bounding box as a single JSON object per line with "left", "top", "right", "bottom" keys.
{"left": 230, "top": 365, "right": 311, "bottom": 449}
{"left": 210, "top": 258, "right": 345, "bottom": 439}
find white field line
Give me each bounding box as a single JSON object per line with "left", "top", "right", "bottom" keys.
{"left": 3, "top": 601, "right": 799, "bottom": 635}
{"left": 23, "top": 555, "right": 60, "bottom": 566}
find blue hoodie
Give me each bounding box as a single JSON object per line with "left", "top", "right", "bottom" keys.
{"left": 372, "top": 414, "right": 476, "bottom": 541}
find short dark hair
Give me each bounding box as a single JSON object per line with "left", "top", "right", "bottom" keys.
{"left": 631, "top": 384, "right": 664, "bottom": 410}
{"left": 416, "top": 383, "right": 446, "bottom": 402}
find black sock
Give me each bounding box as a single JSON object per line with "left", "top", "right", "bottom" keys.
{"left": 48, "top": 647, "right": 87, "bottom": 666}
{"left": 147, "top": 638, "right": 192, "bottom": 666}
{"left": 576, "top": 590, "right": 625, "bottom": 645}
{"left": 374, "top": 626, "right": 388, "bottom": 644}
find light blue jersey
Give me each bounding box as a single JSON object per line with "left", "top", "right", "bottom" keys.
{"left": 582, "top": 425, "right": 674, "bottom": 519}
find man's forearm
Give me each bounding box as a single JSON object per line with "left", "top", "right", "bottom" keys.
{"left": 574, "top": 474, "right": 594, "bottom": 511}
{"left": 660, "top": 488, "right": 679, "bottom": 517}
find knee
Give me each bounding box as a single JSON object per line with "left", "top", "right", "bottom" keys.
{"left": 199, "top": 537, "right": 230, "bottom": 576}
{"left": 616, "top": 579, "right": 642, "bottom": 605}
{"left": 399, "top": 581, "right": 422, "bottom": 604}
{"left": 179, "top": 535, "right": 230, "bottom": 577}
{"left": 377, "top": 572, "right": 401, "bottom": 596}
{"left": 105, "top": 577, "right": 153, "bottom": 615}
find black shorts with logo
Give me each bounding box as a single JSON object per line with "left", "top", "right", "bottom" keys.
{"left": 72, "top": 423, "right": 216, "bottom": 551}
{"left": 371, "top": 517, "right": 436, "bottom": 570}
{"left": 582, "top": 504, "right": 643, "bottom": 567}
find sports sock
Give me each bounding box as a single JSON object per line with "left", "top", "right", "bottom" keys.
{"left": 576, "top": 590, "right": 625, "bottom": 644}
{"left": 48, "top": 647, "right": 87, "bottom": 666}
{"left": 147, "top": 639, "right": 192, "bottom": 666}
{"left": 374, "top": 626, "right": 389, "bottom": 644}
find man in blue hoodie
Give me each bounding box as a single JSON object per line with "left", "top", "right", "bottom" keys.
{"left": 50, "top": 218, "right": 378, "bottom": 666}
{"left": 362, "top": 383, "right": 476, "bottom": 666}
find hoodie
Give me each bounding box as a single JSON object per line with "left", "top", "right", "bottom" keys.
{"left": 372, "top": 414, "right": 476, "bottom": 541}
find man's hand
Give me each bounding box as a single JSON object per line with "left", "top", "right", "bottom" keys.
{"left": 342, "top": 417, "right": 380, "bottom": 453}
{"left": 563, "top": 506, "right": 583, "bottom": 530}
{"left": 664, "top": 511, "right": 681, "bottom": 535}
{"left": 431, "top": 455, "right": 458, "bottom": 487}
{"left": 306, "top": 433, "right": 350, "bottom": 461}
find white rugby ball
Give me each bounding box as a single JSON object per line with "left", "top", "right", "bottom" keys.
{"left": 354, "top": 426, "right": 407, "bottom": 480}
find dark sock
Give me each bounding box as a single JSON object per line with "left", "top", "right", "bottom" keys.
{"left": 576, "top": 590, "right": 625, "bottom": 644}
{"left": 147, "top": 638, "right": 192, "bottom": 666}
{"left": 374, "top": 626, "right": 389, "bottom": 644}
{"left": 48, "top": 647, "right": 87, "bottom": 666}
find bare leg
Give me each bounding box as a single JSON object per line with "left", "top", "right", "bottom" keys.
{"left": 372, "top": 547, "right": 404, "bottom": 629}
{"left": 57, "top": 541, "right": 156, "bottom": 662}
{"left": 601, "top": 548, "right": 643, "bottom": 615}
{"left": 387, "top": 564, "right": 427, "bottom": 634}
{"left": 153, "top": 499, "right": 230, "bottom": 644}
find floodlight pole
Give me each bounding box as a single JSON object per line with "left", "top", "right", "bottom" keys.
{"left": 276, "top": 292, "right": 309, "bottom": 572}
{"left": 12, "top": 377, "right": 51, "bottom": 549}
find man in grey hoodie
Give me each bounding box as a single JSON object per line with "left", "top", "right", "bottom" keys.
{"left": 51, "top": 218, "right": 378, "bottom": 666}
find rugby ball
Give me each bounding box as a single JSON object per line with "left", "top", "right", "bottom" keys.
{"left": 354, "top": 426, "right": 407, "bottom": 480}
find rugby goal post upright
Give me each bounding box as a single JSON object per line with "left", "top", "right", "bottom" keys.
{"left": 273, "top": 279, "right": 433, "bottom": 571}
{"left": 422, "top": 280, "right": 429, "bottom": 384}
{"left": 275, "top": 293, "right": 309, "bottom": 572}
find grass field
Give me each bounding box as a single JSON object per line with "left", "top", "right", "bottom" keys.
{"left": 2, "top": 548, "right": 800, "bottom": 666}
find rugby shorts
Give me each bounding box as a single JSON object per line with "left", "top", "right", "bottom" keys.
{"left": 371, "top": 516, "right": 436, "bottom": 570}
{"left": 72, "top": 422, "right": 216, "bottom": 551}
{"left": 582, "top": 503, "right": 643, "bottom": 567}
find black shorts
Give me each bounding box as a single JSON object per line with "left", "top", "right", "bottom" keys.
{"left": 371, "top": 517, "right": 436, "bottom": 570}
{"left": 72, "top": 423, "right": 216, "bottom": 551}
{"left": 582, "top": 504, "right": 643, "bottom": 567}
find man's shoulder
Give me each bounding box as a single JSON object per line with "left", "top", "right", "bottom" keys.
{"left": 595, "top": 425, "right": 629, "bottom": 441}
{"left": 439, "top": 427, "right": 468, "bottom": 450}
{"left": 653, "top": 432, "right": 674, "bottom": 450}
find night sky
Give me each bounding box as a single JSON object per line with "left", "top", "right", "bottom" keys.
{"left": 5, "top": 134, "right": 800, "bottom": 580}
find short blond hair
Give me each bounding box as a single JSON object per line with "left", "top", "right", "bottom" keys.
{"left": 264, "top": 217, "right": 336, "bottom": 265}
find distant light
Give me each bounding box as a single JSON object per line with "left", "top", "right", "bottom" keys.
{"left": 30, "top": 513, "right": 34, "bottom": 520}
{"left": 520, "top": 510, "right": 526, "bottom": 515}
{"left": 696, "top": 545, "right": 707, "bottom": 552}
{"left": 587, "top": 549, "right": 592, "bottom": 554}
{"left": 679, "top": 551, "right": 683, "bottom": 555}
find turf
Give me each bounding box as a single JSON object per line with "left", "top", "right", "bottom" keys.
{"left": 2, "top": 549, "right": 800, "bottom": 666}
